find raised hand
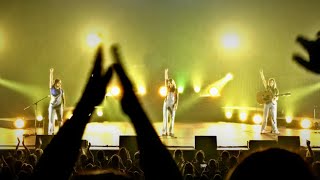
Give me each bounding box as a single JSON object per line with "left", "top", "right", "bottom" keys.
{"left": 50, "top": 68, "right": 54, "bottom": 73}
{"left": 77, "top": 46, "right": 113, "bottom": 110}
{"left": 259, "top": 69, "right": 263, "bottom": 75}
{"left": 306, "top": 140, "right": 311, "bottom": 147}
{"left": 112, "top": 44, "right": 182, "bottom": 180}
{"left": 111, "top": 45, "right": 137, "bottom": 117}
{"left": 293, "top": 32, "right": 320, "bottom": 74}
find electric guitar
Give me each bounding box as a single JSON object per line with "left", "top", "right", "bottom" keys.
{"left": 256, "top": 91, "right": 291, "bottom": 104}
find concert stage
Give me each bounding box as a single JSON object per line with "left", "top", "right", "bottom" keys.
{"left": 1, "top": 121, "right": 320, "bottom": 151}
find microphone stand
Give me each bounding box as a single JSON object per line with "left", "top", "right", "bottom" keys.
{"left": 24, "top": 95, "right": 50, "bottom": 136}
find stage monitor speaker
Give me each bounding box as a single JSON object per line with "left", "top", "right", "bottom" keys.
{"left": 278, "top": 136, "right": 300, "bottom": 149}
{"left": 119, "top": 135, "right": 138, "bottom": 157}
{"left": 248, "top": 140, "right": 277, "bottom": 150}
{"left": 195, "top": 136, "right": 218, "bottom": 159}
{"left": 36, "top": 135, "right": 54, "bottom": 149}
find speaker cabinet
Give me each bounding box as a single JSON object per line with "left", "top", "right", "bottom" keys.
{"left": 278, "top": 136, "right": 300, "bottom": 149}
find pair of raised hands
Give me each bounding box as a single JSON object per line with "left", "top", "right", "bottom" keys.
{"left": 77, "top": 44, "right": 139, "bottom": 117}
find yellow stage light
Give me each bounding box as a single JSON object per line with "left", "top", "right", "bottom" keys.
{"left": 239, "top": 112, "right": 247, "bottom": 121}
{"left": 194, "top": 86, "right": 201, "bottom": 93}
{"left": 159, "top": 86, "right": 167, "bottom": 97}
{"left": 111, "top": 86, "right": 121, "bottom": 96}
{"left": 87, "top": 33, "right": 102, "bottom": 47}
{"left": 178, "top": 87, "right": 184, "bottom": 93}
{"left": 226, "top": 73, "right": 233, "bottom": 80}
{"left": 301, "top": 119, "right": 311, "bottom": 129}
{"left": 225, "top": 111, "right": 233, "bottom": 119}
{"left": 14, "top": 118, "right": 25, "bottom": 129}
{"left": 209, "top": 87, "right": 220, "bottom": 97}
{"left": 137, "top": 86, "right": 146, "bottom": 95}
{"left": 36, "top": 115, "right": 43, "bottom": 121}
{"left": 286, "top": 116, "right": 293, "bottom": 123}
{"left": 97, "top": 109, "right": 103, "bottom": 117}
{"left": 222, "top": 33, "right": 240, "bottom": 49}
{"left": 253, "top": 114, "right": 262, "bottom": 124}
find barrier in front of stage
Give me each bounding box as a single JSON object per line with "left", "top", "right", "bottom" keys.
{"left": 248, "top": 140, "right": 277, "bottom": 150}
{"left": 277, "top": 136, "right": 300, "bottom": 149}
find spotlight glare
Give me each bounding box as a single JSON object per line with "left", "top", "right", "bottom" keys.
{"left": 97, "top": 109, "right": 103, "bottom": 117}
{"left": 226, "top": 73, "right": 233, "bottom": 80}
{"left": 178, "top": 87, "right": 184, "bottom": 93}
{"left": 209, "top": 87, "right": 220, "bottom": 97}
{"left": 239, "top": 112, "right": 247, "bottom": 121}
{"left": 87, "top": 33, "right": 101, "bottom": 47}
{"left": 111, "top": 86, "right": 121, "bottom": 96}
{"left": 225, "top": 111, "right": 233, "bottom": 119}
{"left": 253, "top": 114, "right": 262, "bottom": 124}
{"left": 222, "top": 33, "right": 240, "bottom": 49}
{"left": 36, "top": 115, "right": 43, "bottom": 121}
{"left": 194, "top": 86, "right": 201, "bottom": 93}
{"left": 159, "top": 86, "right": 167, "bottom": 97}
{"left": 14, "top": 118, "right": 25, "bottom": 129}
{"left": 286, "top": 116, "right": 293, "bottom": 123}
{"left": 137, "top": 86, "right": 146, "bottom": 95}
{"left": 301, "top": 119, "right": 311, "bottom": 129}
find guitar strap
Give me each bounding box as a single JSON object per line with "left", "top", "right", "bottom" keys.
{"left": 267, "top": 86, "right": 279, "bottom": 97}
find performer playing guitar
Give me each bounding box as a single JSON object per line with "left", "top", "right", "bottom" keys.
{"left": 256, "top": 91, "right": 291, "bottom": 105}
{"left": 259, "top": 70, "right": 280, "bottom": 134}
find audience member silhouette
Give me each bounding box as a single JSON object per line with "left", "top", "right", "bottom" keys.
{"left": 293, "top": 30, "right": 320, "bottom": 73}
{"left": 226, "top": 148, "right": 314, "bottom": 180}
{"left": 173, "top": 149, "right": 186, "bottom": 171}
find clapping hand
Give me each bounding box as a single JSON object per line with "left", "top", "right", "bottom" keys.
{"left": 78, "top": 46, "right": 113, "bottom": 110}
{"left": 111, "top": 45, "right": 138, "bottom": 117}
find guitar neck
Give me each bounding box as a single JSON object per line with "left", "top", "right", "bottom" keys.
{"left": 276, "top": 93, "right": 290, "bottom": 97}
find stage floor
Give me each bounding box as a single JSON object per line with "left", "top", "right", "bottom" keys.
{"left": 1, "top": 121, "right": 320, "bottom": 150}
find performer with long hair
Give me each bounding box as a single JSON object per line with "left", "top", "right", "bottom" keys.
{"left": 259, "top": 69, "right": 280, "bottom": 134}
{"left": 162, "top": 69, "right": 179, "bottom": 137}
{"left": 48, "top": 68, "right": 65, "bottom": 135}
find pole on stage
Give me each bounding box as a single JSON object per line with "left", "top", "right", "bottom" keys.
{"left": 23, "top": 95, "right": 50, "bottom": 136}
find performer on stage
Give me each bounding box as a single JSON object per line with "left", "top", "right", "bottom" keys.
{"left": 259, "top": 69, "right": 280, "bottom": 134}
{"left": 162, "top": 69, "right": 179, "bottom": 137}
{"left": 48, "top": 68, "right": 65, "bottom": 135}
